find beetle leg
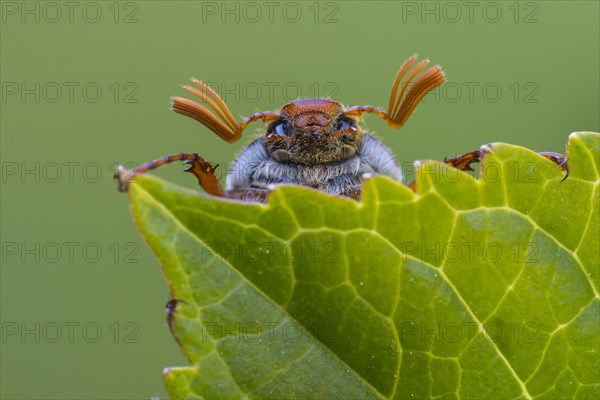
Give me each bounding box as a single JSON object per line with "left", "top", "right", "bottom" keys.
{"left": 537, "top": 152, "right": 570, "bottom": 182}
{"left": 444, "top": 149, "right": 569, "bottom": 182}
{"left": 407, "top": 180, "right": 417, "bottom": 192}
{"left": 443, "top": 150, "right": 482, "bottom": 172}
{"left": 114, "top": 153, "right": 225, "bottom": 196}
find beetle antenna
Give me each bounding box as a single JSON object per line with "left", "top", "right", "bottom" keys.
{"left": 343, "top": 55, "right": 445, "bottom": 129}
{"left": 171, "top": 80, "right": 279, "bottom": 143}
{"left": 388, "top": 59, "right": 446, "bottom": 128}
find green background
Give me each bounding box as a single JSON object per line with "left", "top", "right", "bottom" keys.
{"left": 1, "top": 1, "right": 598, "bottom": 398}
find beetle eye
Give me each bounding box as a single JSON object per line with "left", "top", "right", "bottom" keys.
{"left": 268, "top": 121, "right": 287, "bottom": 137}
{"left": 338, "top": 118, "right": 356, "bottom": 131}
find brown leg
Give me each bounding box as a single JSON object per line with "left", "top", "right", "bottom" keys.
{"left": 181, "top": 156, "right": 224, "bottom": 197}
{"left": 443, "top": 150, "right": 482, "bottom": 172}
{"left": 115, "top": 153, "right": 225, "bottom": 196}
{"left": 444, "top": 149, "right": 569, "bottom": 182}
{"left": 537, "top": 152, "right": 570, "bottom": 182}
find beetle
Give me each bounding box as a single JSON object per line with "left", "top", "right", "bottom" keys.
{"left": 115, "top": 55, "right": 568, "bottom": 201}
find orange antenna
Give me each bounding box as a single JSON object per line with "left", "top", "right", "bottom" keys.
{"left": 344, "top": 55, "right": 446, "bottom": 129}
{"left": 171, "top": 79, "right": 279, "bottom": 143}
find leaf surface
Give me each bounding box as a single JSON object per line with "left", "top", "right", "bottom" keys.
{"left": 128, "top": 132, "right": 600, "bottom": 399}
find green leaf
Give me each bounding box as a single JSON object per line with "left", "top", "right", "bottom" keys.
{"left": 127, "top": 132, "right": 599, "bottom": 399}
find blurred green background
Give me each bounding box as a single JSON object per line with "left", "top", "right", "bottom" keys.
{"left": 1, "top": 1, "right": 598, "bottom": 398}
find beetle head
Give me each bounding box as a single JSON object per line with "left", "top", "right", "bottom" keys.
{"left": 264, "top": 99, "right": 362, "bottom": 165}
